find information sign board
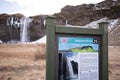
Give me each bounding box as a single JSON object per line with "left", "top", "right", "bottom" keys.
{"left": 58, "top": 36, "right": 100, "bottom": 80}
{"left": 46, "top": 16, "right": 108, "bottom": 80}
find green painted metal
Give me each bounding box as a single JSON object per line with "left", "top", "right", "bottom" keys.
{"left": 46, "top": 16, "right": 56, "bottom": 80}
{"left": 56, "top": 26, "right": 103, "bottom": 35}
{"left": 46, "top": 16, "right": 108, "bottom": 80}
{"left": 99, "top": 22, "right": 108, "bottom": 80}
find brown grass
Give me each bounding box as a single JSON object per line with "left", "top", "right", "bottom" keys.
{"left": 0, "top": 44, "right": 119, "bottom": 80}
{"left": 109, "top": 47, "right": 120, "bottom": 80}
{"left": 0, "top": 43, "right": 46, "bottom": 80}
{"left": 0, "top": 43, "right": 46, "bottom": 59}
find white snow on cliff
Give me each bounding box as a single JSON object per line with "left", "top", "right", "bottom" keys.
{"left": 85, "top": 17, "right": 119, "bottom": 30}
{"left": 85, "top": 17, "right": 108, "bottom": 28}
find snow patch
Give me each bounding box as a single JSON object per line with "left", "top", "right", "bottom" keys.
{"left": 85, "top": 17, "right": 108, "bottom": 28}
{"left": 113, "top": 0, "right": 118, "bottom": 2}
{"left": 85, "top": 17, "right": 119, "bottom": 31}
{"left": 29, "top": 35, "right": 46, "bottom": 44}
{"left": 0, "top": 40, "right": 3, "bottom": 43}
{"left": 108, "top": 19, "right": 119, "bottom": 30}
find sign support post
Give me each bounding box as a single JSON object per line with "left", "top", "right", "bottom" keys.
{"left": 46, "top": 16, "right": 56, "bottom": 80}
{"left": 99, "top": 22, "right": 108, "bottom": 80}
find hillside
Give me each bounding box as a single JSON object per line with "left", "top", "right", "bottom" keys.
{"left": 54, "top": 0, "right": 120, "bottom": 26}
{"left": 53, "top": 0, "right": 120, "bottom": 46}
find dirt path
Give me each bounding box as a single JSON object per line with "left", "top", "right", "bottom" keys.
{"left": 109, "top": 47, "right": 120, "bottom": 80}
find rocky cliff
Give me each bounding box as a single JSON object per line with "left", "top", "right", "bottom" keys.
{"left": 0, "top": 13, "right": 24, "bottom": 42}
{"left": 54, "top": 0, "right": 120, "bottom": 26}
{"left": 29, "top": 15, "right": 47, "bottom": 41}
{"left": 0, "top": 14, "right": 47, "bottom": 43}
{"left": 54, "top": 0, "right": 120, "bottom": 46}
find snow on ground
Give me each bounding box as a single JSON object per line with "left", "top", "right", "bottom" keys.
{"left": 108, "top": 19, "right": 119, "bottom": 30}
{"left": 0, "top": 40, "right": 2, "bottom": 43}
{"left": 85, "top": 17, "right": 119, "bottom": 31}
{"left": 85, "top": 17, "right": 108, "bottom": 28}
{"left": 29, "top": 35, "right": 46, "bottom": 44}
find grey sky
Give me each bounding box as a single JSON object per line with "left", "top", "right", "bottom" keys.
{"left": 0, "top": 0, "right": 104, "bottom": 16}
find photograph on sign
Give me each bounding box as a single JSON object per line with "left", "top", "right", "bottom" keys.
{"left": 58, "top": 36, "right": 99, "bottom": 80}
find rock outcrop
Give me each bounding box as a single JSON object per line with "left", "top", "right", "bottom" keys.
{"left": 54, "top": 0, "right": 120, "bottom": 26}
{"left": 29, "top": 15, "right": 47, "bottom": 41}
{"left": 0, "top": 14, "right": 46, "bottom": 42}
{"left": 0, "top": 13, "right": 24, "bottom": 42}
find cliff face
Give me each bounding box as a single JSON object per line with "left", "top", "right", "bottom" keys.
{"left": 29, "top": 15, "right": 47, "bottom": 41}
{"left": 0, "top": 13, "right": 24, "bottom": 42}
{"left": 0, "top": 14, "right": 46, "bottom": 42}
{"left": 54, "top": 0, "right": 120, "bottom": 26}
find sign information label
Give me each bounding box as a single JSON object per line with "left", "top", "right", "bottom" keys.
{"left": 58, "top": 37, "right": 99, "bottom": 80}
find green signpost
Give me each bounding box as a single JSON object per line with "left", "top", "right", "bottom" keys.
{"left": 46, "top": 16, "right": 108, "bottom": 80}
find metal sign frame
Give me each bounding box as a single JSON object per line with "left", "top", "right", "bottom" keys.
{"left": 46, "top": 16, "right": 108, "bottom": 80}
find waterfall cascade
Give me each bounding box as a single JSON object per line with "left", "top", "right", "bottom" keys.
{"left": 66, "top": 57, "right": 75, "bottom": 78}
{"left": 66, "top": 57, "right": 78, "bottom": 80}
{"left": 7, "top": 17, "right": 32, "bottom": 43}
{"left": 20, "top": 17, "right": 32, "bottom": 43}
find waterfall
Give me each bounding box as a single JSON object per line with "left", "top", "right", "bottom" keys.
{"left": 66, "top": 19, "right": 68, "bottom": 25}
{"left": 7, "top": 16, "right": 32, "bottom": 43}
{"left": 43, "top": 19, "right": 46, "bottom": 27}
{"left": 66, "top": 57, "right": 75, "bottom": 78}
{"left": 10, "top": 17, "right": 14, "bottom": 26}
{"left": 20, "top": 17, "right": 32, "bottom": 43}
{"left": 66, "top": 57, "right": 78, "bottom": 80}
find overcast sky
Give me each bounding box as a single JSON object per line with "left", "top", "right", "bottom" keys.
{"left": 0, "top": 0, "right": 104, "bottom": 16}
